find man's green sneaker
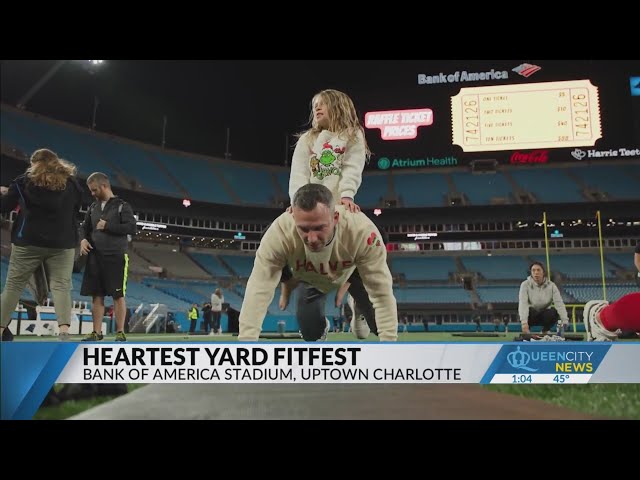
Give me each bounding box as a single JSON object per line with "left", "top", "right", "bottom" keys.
{"left": 81, "top": 331, "right": 104, "bottom": 342}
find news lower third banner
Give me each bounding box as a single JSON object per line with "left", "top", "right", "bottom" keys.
{"left": 2, "top": 343, "right": 639, "bottom": 419}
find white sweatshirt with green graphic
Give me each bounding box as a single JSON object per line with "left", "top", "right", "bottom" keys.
{"left": 289, "top": 130, "right": 366, "bottom": 203}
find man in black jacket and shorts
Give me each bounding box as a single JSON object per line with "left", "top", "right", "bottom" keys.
{"left": 80, "top": 173, "right": 136, "bottom": 341}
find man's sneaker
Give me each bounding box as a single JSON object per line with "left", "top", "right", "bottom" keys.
{"left": 58, "top": 332, "right": 73, "bottom": 342}
{"left": 616, "top": 329, "right": 640, "bottom": 339}
{"left": 318, "top": 318, "right": 330, "bottom": 342}
{"left": 528, "top": 334, "right": 565, "bottom": 342}
{"left": 348, "top": 294, "right": 370, "bottom": 339}
{"left": 115, "top": 331, "right": 127, "bottom": 342}
{"left": 583, "top": 300, "right": 617, "bottom": 342}
{"left": 81, "top": 331, "right": 104, "bottom": 342}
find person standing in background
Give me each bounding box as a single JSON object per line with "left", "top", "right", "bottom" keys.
{"left": 202, "top": 301, "right": 212, "bottom": 334}
{"left": 400, "top": 313, "right": 409, "bottom": 333}
{"left": 188, "top": 303, "right": 199, "bottom": 334}
{"left": 474, "top": 314, "right": 482, "bottom": 333}
{"left": 211, "top": 288, "right": 224, "bottom": 334}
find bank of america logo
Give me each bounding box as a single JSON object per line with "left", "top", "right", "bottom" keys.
{"left": 512, "top": 63, "right": 541, "bottom": 78}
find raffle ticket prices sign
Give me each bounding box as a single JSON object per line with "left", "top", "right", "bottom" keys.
{"left": 451, "top": 80, "right": 602, "bottom": 152}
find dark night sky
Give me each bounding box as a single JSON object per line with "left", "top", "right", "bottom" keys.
{"left": 1, "top": 60, "right": 638, "bottom": 166}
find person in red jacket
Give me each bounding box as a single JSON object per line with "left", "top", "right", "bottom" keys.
{"left": 583, "top": 292, "right": 640, "bottom": 341}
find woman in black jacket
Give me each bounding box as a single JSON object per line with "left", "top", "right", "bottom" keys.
{"left": 1, "top": 149, "right": 83, "bottom": 341}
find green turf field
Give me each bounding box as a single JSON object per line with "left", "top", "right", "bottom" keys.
{"left": 9, "top": 331, "right": 579, "bottom": 342}
{"left": 12, "top": 330, "right": 640, "bottom": 343}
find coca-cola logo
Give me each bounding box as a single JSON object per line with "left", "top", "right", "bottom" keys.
{"left": 510, "top": 150, "right": 549, "bottom": 164}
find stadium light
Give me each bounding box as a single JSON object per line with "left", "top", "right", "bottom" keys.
{"left": 17, "top": 60, "right": 67, "bottom": 109}
{"left": 16, "top": 60, "right": 106, "bottom": 110}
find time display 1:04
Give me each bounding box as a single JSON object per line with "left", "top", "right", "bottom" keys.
{"left": 512, "top": 374, "right": 532, "bottom": 383}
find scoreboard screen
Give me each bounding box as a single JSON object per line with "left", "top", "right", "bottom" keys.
{"left": 450, "top": 80, "right": 601, "bottom": 152}
{"left": 361, "top": 60, "right": 639, "bottom": 169}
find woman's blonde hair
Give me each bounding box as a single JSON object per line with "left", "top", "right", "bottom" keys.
{"left": 26, "top": 148, "right": 77, "bottom": 191}
{"left": 298, "top": 89, "right": 370, "bottom": 159}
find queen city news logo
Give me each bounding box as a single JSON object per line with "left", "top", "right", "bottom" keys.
{"left": 502, "top": 345, "right": 603, "bottom": 374}
{"left": 508, "top": 347, "right": 538, "bottom": 372}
